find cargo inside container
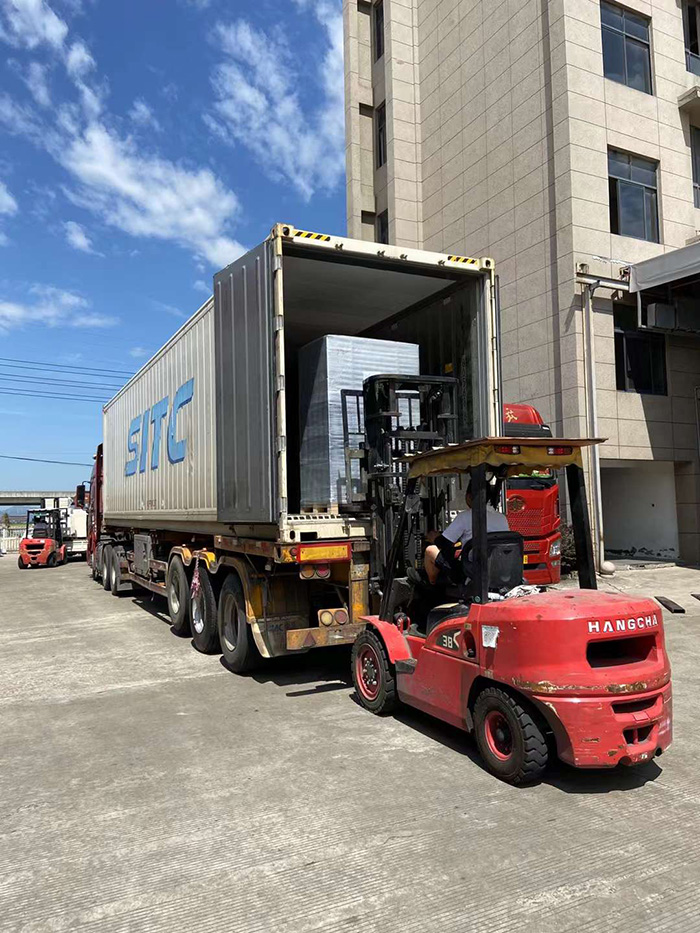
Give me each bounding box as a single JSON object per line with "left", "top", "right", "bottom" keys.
{"left": 278, "top": 245, "right": 487, "bottom": 515}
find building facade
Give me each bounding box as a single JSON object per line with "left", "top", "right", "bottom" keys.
{"left": 344, "top": 0, "right": 700, "bottom": 564}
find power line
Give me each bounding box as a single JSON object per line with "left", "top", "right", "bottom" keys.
{"left": 0, "top": 357, "right": 133, "bottom": 377}
{"left": 0, "top": 372, "right": 123, "bottom": 390}
{"left": 0, "top": 454, "right": 93, "bottom": 466}
{"left": 0, "top": 388, "right": 107, "bottom": 402}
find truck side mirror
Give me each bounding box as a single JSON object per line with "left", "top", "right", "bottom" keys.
{"left": 75, "top": 484, "right": 86, "bottom": 508}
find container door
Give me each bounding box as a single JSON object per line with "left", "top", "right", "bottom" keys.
{"left": 214, "top": 240, "right": 277, "bottom": 524}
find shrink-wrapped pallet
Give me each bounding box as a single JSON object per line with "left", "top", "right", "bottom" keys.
{"left": 299, "top": 335, "right": 420, "bottom": 509}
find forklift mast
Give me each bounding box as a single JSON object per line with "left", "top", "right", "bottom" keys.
{"left": 342, "top": 374, "right": 460, "bottom": 596}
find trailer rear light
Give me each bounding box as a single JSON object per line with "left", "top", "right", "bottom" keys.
{"left": 508, "top": 496, "right": 526, "bottom": 513}
{"left": 300, "top": 563, "right": 332, "bottom": 580}
{"left": 316, "top": 564, "right": 331, "bottom": 579}
{"left": 495, "top": 444, "right": 520, "bottom": 455}
{"left": 300, "top": 564, "right": 316, "bottom": 579}
{"left": 318, "top": 608, "right": 349, "bottom": 626}
{"left": 547, "top": 446, "right": 573, "bottom": 456}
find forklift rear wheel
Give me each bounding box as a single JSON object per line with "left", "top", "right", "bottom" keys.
{"left": 47, "top": 553, "right": 56, "bottom": 568}
{"left": 167, "top": 556, "right": 191, "bottom": 637}
{"left": 218, "top": 573, "right": 260, "bottom": 673}
{"left": 189, "top": 565, "right": 220, "bottom": 655}
{"left": 352, "top": 629, "right": 397, "bottom": 715}
{"left": 102, "top": 546, "right": 112, "bottom": 591}
{"left": 474, "top": 687, "right": 548, "bottom": 786}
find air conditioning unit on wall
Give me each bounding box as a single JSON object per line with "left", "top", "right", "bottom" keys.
{"left": 645, "top": 303, "right": 676, "bottom": 330}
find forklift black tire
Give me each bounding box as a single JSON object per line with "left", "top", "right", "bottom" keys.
{"left": 47, "top": 553, "right": 56, "bottom": 568}
{"left": 18, "top": 557, "right": 27, "bottom": 570}
{"left": 352, "top": 629, "right": 397, "bottom": 715}
{"left": 167, "top": 556, "right": 191, "bottom": 637}
{"left": 102, "top": 547, "right": 112, "bottom": 591}
{"left": 189, "top": 564, "right": 219, "bottom": 654}
{"left": 473, "top": 687, "right": 548, "bottom": 786}
{"left": 218, "top": 573, "right": 260, "bottom": 673}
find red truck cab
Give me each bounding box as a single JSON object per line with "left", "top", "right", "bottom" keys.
{"left": 503, "top": 404, "right": 561, "bottom": 584}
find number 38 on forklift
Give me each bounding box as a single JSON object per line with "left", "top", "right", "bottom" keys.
{"left": 351, "top": 437, "right": 673, "bottom": 786}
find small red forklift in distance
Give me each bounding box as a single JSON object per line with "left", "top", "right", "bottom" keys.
{"left": 352, "top": 437, "right": 672, "bottom": 785}
{"left": 18, "top": 508, "right": 68, "bottom": 569}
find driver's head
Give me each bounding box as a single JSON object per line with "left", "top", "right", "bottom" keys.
{"left": 465, "top": 480, "right": 473, "bottom": 509}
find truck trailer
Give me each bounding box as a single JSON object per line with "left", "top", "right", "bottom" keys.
{"left": 88, "top": 224, "right": 502, "bottom": 670}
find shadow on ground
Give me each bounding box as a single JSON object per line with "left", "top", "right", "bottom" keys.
{"left": 388, "top": 699, "right": 663, "bottom": 794}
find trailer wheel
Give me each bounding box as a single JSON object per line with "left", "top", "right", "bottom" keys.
{"left": 91, "top": 557, "right": 99, "bottom": 582}
{"left": 218, "top": 574, "right": 260, "bottom": 673}
{"left": 351, "top": 629, "right": 397, "bottom": 715}
{"left": 102, "top": 546, "right": 112, "bottom": 591}
{"left": 473, "top": 687, "right": 548, "bottom": 786}
{"left": 189, "top": 565, "right": 219, "bottom": 654}
{"left": 166, "top": 556, "right": 191, "bottom": 637}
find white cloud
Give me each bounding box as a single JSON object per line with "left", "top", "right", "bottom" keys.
{"left": 129, "top": 346, "right": 148, "bottom": 358}
{"left": 129, "top": 98, "right": 161, "bottom": 132}
{"left": 193, "top": 279, "right": 210, "bottom": 295}
{"left": 61, "top": 123, "right": 243, "bottom": 266}
{"left": 0, "top": 179, "right": 18, "bottom": 215}
{"left": 0, "top": 179, "right": 17, "bottom": 245}
{"left": 0, "top": 0, "right": 69, "bottom": 50}
{"left": 0, "top": 283, "right": 117, "bottom": 333}
{"left": 0, "top": 0, "right": 245, "bottom": 267}
{"left": 25, "top": 60, "right": 50, "bottom": 106}
{"left": 208, "top": 4, "right": 344, "bottom": 200}
{"left": 64, "top": 218, "right": 96, "bottom": 253}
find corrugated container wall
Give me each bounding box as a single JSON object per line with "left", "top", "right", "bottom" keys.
{"left": 103, "top": 299, "right": 217, "bottom": 525}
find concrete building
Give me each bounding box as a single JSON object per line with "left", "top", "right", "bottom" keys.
{"left": 344, "top": 0, "right": 700, "bottom": 564}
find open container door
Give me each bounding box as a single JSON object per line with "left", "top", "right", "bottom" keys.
{"left": 214, "top": 240, "right": 277, "bottom": 525}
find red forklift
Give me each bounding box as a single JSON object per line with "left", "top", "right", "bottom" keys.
{"left": 18, "top": 509, "right": 68, "bottom": 569}
{"left": 503, "top": 404, "right": 561, "bottom": 584}
{"left": 351, "top": 437, "right": 672, "bottom": 785}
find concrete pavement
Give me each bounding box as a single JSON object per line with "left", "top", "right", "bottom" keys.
{"left": 1, "top": 557, "right": 699, "bottom": 932}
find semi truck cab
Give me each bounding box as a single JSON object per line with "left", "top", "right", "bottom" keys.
{"left": 503, "top": 404, "right": 561, "bottom": 584}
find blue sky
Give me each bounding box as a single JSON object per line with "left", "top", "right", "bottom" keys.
{"left": 0, "top": 0, "right": 344, "bottom": 491}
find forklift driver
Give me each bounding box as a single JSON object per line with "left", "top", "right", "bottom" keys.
{"left": 423, "top": 483, "right": 509, "bottom": 585}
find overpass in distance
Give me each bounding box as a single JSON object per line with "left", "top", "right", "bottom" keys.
{"left": 0, "top": 492, "right": 74, "bottom": 506}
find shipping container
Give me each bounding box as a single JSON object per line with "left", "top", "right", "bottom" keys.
{"left": 103, "top": 224, "right": 500, "bottom": 539}
{"left": 91, "top": 224, "right": 502, "bottom": 666}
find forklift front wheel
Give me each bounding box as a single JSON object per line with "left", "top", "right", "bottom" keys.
{"left": 352, "top": 629, "right": 397, "bottom": 715}
{"left": 473, "top": 687, "right": 548, "bottom": 786}
{"left": 17, "top": 557, "right": 27, "bottom": 570}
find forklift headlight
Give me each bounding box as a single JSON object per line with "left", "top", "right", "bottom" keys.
{"left": 549, "top": 540, "right": 561, "bottom": 557}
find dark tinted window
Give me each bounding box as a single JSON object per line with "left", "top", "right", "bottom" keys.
{"left": 377, "top": 210, "right": 389, "bottom": 244}
{"left": 374, "top": 1, "right": 384, "bottom": 60}
{"left": 601, "top": 2, "right": 652, "bottom": 93}
{"left": 376, "top": 102, "right": 387, "bottom": 168}
{"left": 692, "top": 126, "right": 700, "bottom": 208}
{"left": 608, "top": 149, "right": 659, "bottom": 242}
{"left": 614, "top": 304, "right": 667, "bottom": 395}
{"left": 683, "top": 2, "right": 700, "bottom": 75}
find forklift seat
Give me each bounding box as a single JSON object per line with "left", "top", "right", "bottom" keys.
{"left": 425, "top": 602, "right": 469, "bottom": 636}
{"left": 449, "top": 531, "right": 525, "bottom": 601}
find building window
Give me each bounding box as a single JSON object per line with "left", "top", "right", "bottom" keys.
{"left": 374, "top": 1, "right": 384, "bottom": 60}
{"left": 683, "top": 2, "right": 700, "bottom": 76}
{"left": 608, "top": 149, "right": 659, "bottom": 242}
{"left": 692, "top": 126, "right": 700, "bottom": 208}
{"left": 376, "top": 210, "right": 389, "bottom": 244}
{"left": 375, "top": 102, "right": 387, "bottom": 168}
{"left": 601, "top": 2, "right": 652, "bottom": 94}
{"left": 614, "top": 304, "right": 667, "bottom": 396}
